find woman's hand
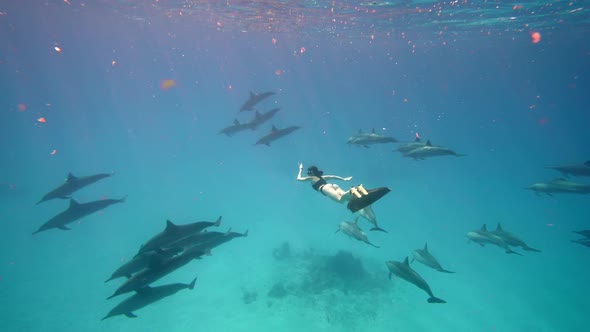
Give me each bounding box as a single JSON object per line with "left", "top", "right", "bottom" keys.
{"left": 344, "top": 176, "right": 352, "bottom": 181}
{"left": 299, "top": 163, "right": 303, "bottom": 170}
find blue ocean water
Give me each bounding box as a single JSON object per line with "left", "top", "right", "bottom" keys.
{"left": 1, "top": 1, "right": 589, "bottom": 331}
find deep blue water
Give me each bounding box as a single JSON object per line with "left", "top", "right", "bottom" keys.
{"left": 1, "top": 1, "right": 589, "bottom": 331}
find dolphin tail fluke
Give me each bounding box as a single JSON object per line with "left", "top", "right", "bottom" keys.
{"left": 428, "top": 296, "right": 447, "bottom": 304}
{"left": 370, "top": 226, "right": 388, "bottom": 233}
{"left": 438, "top": 268, "right": 455, "bottom": 274}
{"left": 188, "top": 277, "right": 197, "bottom": 290}
{"left": 523, "top": 246, "right": 542, "bottom": 252}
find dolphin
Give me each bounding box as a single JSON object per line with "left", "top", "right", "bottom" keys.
{"left": 240, "top": 91, "right": 275, "bottom": 111}
{"left": 36, "top": 171, "right": 114, "bottom": 205}
{"left": 136, "top": 216, "right": 222, "bottom": 257}
{"left": 105, "top": 247, "right": 183, "bottom": 283}
{"left": 32, "top": 196, "right": 126, "bottom": 235}
{"left": 396, "top": 137, "right": 427, "bottom": 154}
{"left": 404, "top": 140, "right": 465, "bottom": 160}
{"left": 571, "top": 238, "right": 590, "bottom": 248}
{"left": 358, "top": 205, "right": 387, "bottom": 232}
{"left": 107, "top": 247, "right": 208, "bottom": 300}
{"left": 466, "top": 224, "right": 522, "bottom": 256}
{"left": 219, "top": 119, "right": 257, "bottom": 136}
{"left": 255, "top": 125, "right": 301, "bottom": 146}
{"left": 102, "top": 277, "right": 197, "bottom": 320}
{"left": 526, "top": 178, "right": 590, "bottom": 196}
{"left": 491, "top": 223, "right": 541, "bottom": 252}
{"left": 335, "top": 216, "right": 380, "bottom": 248}
{"left": 573, "top": 230, "right": 590, "bottom": 238}
{"left": 249, "top": 108, "right": 281, "bottom": 129}
{"left": 346, "top": 128, "right": 398, "bottom": 147}
{"left": 411, "top": 243, "right": 455, "bottom": 273}
{"left": 385, "top": 257, "right": 446, "bottom": 303}
{"left": 546, "top": 161, "right": 590, "bottom": 177}
{"left": 166, "top": 229, "right": 248, "bottom": 251}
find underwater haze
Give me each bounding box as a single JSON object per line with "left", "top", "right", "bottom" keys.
{"left": 1, "top": 1, "right": 589, "bottom": 331}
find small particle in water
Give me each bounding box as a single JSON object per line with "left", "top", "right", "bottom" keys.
{"left": 111, "top": 60, "right": 117, "bottom": 66}
{"left": 51, "top": 149, "right": 57, "bottom": 155}
{"left": 37, "top": 117, "right": 46, "bottom": 123}
{"left": 160, "top": 79, "right": 176, "bottom": 90}
{"left": 54, "top": 46, "right": 62, "bottom": 52}
{"left": 300, "top": 47, "right": 306, "bottom": 54}
{"left": 531, "top": 32, "right": 541, "bottom": 44}
{"left": 17, "top": 104, "right": 26, "bottom": 112}
{"left": 272, "top": 38, "right": 277, "bottom": 45}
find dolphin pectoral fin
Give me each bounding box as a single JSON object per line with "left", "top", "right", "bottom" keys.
{"left": 427, "top": 296, "right": 446, "bottom": 304}
{"left": 506, "top": 248, "right": 523, "bottom": 256}
{"left": 367, "top": 242, "right": 380, "bottom": 248}
{"left": 125, "top": 312, "right": 138, "bottom": 318}
{"left": 59, "top": 196, "right": 71, "bottom": 199}
{"left": 438, "top": 268, "right": 455, "bottom": 274}
{"left": 478, "top": 243, "right": 485, "bottom": 247}
{"left": 58, "top": 226, "right": 71, "bottom": 231}
{"left": 335, "top": 229, "right": 341, "bottom": 234}
{"left": 523, "top": 246, "right": 542, "bottom": 252}
{"left": 369, "top": 226, "right": 388, "bottom": 233}
{"left": 411, "top": 257, "right": 415, "bottom": 263}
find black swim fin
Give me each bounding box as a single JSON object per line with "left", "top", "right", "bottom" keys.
{"left": 347, "top": 187, "right": 391, "bottom": 213}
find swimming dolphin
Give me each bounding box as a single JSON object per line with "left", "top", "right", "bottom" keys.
{"left": 466, "top": 224, "right": 522, "bottom": 256}
{"left": 32, "top": 196, "right": 126, "bottom": 235}
{"left": 526, "top": 178, "right": 590, "bottom": 196}
{"left": 219, "top": 119, "right": 257, "bottom": 136}
{"left": 546, "top": 161, "right": 590, "bottom": 177}
{"left": 573, "top": 230, "right": 590, "bottom": 238}
{"left": 347, "top": 128, "right": 398, "bottom": 147}
{"left": 571, "top": 238, "right": 590, "bottom": 248}
{"left": 335, "top": 216, "right": 380, "bottom": 248}
{"left": 255, "top": 125, "right": 301, "bottom": 146}
{"left": 166, "top": 229, "right": 248, "bottom": 251}
{"left": 136, "top": 216, "right": 221, "bottom": 257}
{"left": 411, "top": 243, "right": 455, "bottom": 273}
{"left": 240, "top": 91, "right": 275, "bottom": 111}
{"left": 102, "top": 277, "right": 197, "bottom": 320}
{"left": 107, "top": 246, "right": 208, "bottom": 300}
{"left": 358, "top": 206, "right": 387, "bottom": 232}
{"left": 396, "top": 137, "right": 427, "bottom": 154}
{"left": 105, "top": 247, "right": 183, "bottom": 283}
{"left": 249, "top": 108, "right": 281, "bottom": 129}
{"left": 404, "top": 140, "right": 465, "bottom": 160}
{"left": 36, "top": 171, "right": 114, "bottom": 205}
{"left": 385, "top": 257, "right": 446, "bottom": 303}
{"left": 491, "top": 223, "right": 541, "bottom": 252}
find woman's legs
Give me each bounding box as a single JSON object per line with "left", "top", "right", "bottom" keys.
{"left": 322, "top": 184, "right": 352, "bottom": 202}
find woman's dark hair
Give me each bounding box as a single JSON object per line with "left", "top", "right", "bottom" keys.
{"left": 307, "top": 166, "right": 324, "bottom": 177}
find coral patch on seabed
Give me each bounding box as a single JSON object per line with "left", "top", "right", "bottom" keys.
{"left": 258, "top": 242, "right": 399, "bottom": 329}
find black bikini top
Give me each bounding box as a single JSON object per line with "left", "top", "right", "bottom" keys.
{"left": 311, "top": 177, "right": 327, "bottom": 191}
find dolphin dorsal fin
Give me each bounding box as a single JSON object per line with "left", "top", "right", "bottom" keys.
{"left": 69, "top": 199, "right": 80, "bottom": 208}
{"left": 67, "top": 173, "right": 77, "bottom": 181}
{"left": 403, "top": 257, "right": 410, "bottom": 266}
{"left": 426, "top": 140, "right": 432, "bottom": 146}
{"left": 165, "top": 220, "right": 177, "bottom": 231}
{"left": 271, "top": 125, "right": 278, "bottom": 132}
{"left": 481, "top": 224, "right": 488, "bottom": 231}
{"left": 424, "top": 243, "right": 428, "bottom": 252}
{"left": 233, "top": 119, "right": 240, "bottom": 125}
{"left": 496, "top": 223, "right": 503, "bottom": 232}
{"left": 585, "top": 160, "right": 590, "bottom": 166}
